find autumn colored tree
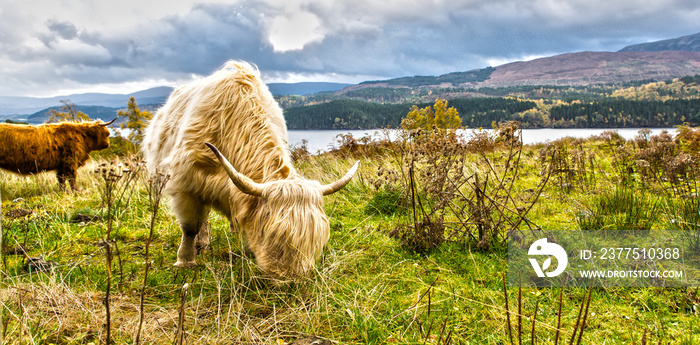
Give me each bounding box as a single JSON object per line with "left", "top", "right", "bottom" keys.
{"left": 402, "top": 98, "right": 462, "bottom": 130}
{"left": 48, "top": 99, "right": 91, "bottom": 123}
{"left": 117, "top": 97, "right": 153, "bottom": 145}
{"left": 676, "top": 124, "right": 700, "bottom": 153}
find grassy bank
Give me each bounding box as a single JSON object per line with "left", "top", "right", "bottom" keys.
{"left": 2, "top": 128, "right": 700, "bottom": 344}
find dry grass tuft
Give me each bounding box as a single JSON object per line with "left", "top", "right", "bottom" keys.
{"left": 1, "top": 279, "right": 179, "bottom": 344}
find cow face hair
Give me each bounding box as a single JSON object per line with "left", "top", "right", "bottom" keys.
{"left": 206, "top": 142, "right": 359, "bottom": 276}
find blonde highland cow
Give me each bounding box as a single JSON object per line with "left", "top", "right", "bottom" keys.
{"left": 143, "top": 61, "right": 359, "bottom": 277}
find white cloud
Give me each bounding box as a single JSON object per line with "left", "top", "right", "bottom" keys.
{"left": 268, "top": 10, "right": 324, "bottom": 51}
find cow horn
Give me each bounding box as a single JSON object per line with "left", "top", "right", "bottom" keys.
{"left": 321, "top": 160, "right": 360, "bottom": 195}
{"left": 101, "top": 118, "right": 117, "bottom": 126}
{"left": 205, "top": 142, "right": 264, "bottom": 197}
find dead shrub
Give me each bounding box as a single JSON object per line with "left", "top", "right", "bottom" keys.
{"left": 329, "top": 132, "right": 392, "bottom": 159}
{"left": 599, "top": 130, "right": 635, "bottom": 185}
{"left": 465, "top": 129, "right": 497, "bottom": 153}
{"left": 633, "top": 129, "right": 676, "bottom": 187}
{"left": 446, "top": 122, "right": 551, "bottom": 250}
{"left": 290, "top": 139, "right": 311, "bottom": 162}
{"left": 676, "top": 124, "right": 700, "bottom": 153}
{"left": 381, "top": 121, "right": 550, "bottom": 253}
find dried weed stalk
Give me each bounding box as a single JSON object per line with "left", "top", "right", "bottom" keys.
{"left": 447, "top": 122, "right": 551, "bottom": 250}
{"left": 502, "top": 277, "right": 595, "bottom": 345}
{"left": 94, "top": 157, "right": 143, "bottom": 344}
{"left": 135, "top": 170, "right": 170, "bottom": 345}
{"left": 386, "top": 125, "right": 467, "bottom": 253}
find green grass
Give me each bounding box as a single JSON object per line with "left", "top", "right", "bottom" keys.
{"left": 1, "top": 143, "right": 700, "bottom": 344}
{"left": 576, "top": 186, "right": 660, "bottom": 231}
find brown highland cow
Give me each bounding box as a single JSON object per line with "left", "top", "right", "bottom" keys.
{"left": 0, "top": 120, "right": 114, "bottom": 190}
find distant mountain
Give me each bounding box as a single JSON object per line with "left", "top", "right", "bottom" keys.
{"left": 359, "top": 68, "right": 495, "bottom": 87}
{"left": 619, "top": 32, "right": 700, "bottom": 52}
{"left": 352, "top": 50, "right": 700, "bottom": 90}
{"left": 26, "top": 105, "right": 120, "bottom": 124}
{"left": 0, "top": 82, "right": 352, "bottom": 119}
{"left": 479, "top": 51, "right": 700, "bottom": 87}
{"left": 267, "top": 82, "right": 351, "bottom": 95}
{"left": 0, "top": 86, "right": 173, "bottom": 117}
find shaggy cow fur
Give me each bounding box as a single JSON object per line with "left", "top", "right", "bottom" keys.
{"left": 0, "top": 120, "right": 112, "bottom": 190}
{"left": 142, "top": 61, "right": 358, "bottom": 277}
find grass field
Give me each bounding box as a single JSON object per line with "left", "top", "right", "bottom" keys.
{"left": 2, "top": 128, "right": 700, "bottom": 344}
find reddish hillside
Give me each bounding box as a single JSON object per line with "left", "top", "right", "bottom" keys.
{"left": 481, "top": 51, "right": 700, "bottom": 87}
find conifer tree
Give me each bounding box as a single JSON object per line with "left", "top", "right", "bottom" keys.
{"left": 117, "top": 97, "right": 153, "bottom": 145}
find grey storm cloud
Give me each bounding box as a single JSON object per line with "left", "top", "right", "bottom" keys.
{"left": 115, "top": 4, "right": 274, "bottom": 74}
{"left": 46, "top": 20, "right": 79, "bottom": 40}
{"left": 1, "top": 0, "right": 700, "bottom": 96}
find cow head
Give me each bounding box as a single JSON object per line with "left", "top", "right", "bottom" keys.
{"left": 87, "top": 118, "right": 115, "bottom": 150}
{"left": 205, "top": 142, "right": 359, "bottom": 277}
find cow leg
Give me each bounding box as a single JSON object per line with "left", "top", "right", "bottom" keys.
{"left": 56, "top": 172, "right": 67, "bottom": 192}
{"left": 67, "top": 171, "right": 79, "bottom": 192}
{"left": 230, "top": 222, "right": 254, "bottom": 258}
{"left": 171, "top": 194, "right": 208, "bottom": 268}
{"left": 229, "top": 220, "right": 254, "bottom": 258}
{"left": 57, "top": 165, "right": 78, "bottom": 192}
{"left": 194, "top": 208, "right": 211, "bottom": 252}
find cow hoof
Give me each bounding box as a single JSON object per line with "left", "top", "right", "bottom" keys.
{"left": 173, "top": 261, "right": 197, "bottom": 268}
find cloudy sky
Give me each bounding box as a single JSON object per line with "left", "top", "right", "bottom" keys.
{"left": 1, "top": 0, "right": 699, "bottom": 97}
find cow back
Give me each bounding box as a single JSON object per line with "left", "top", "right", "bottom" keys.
{"left": 0, "top": 123, "right": 61, "bottom": 173}
{"left": 143, "top": 61, "right": 294, "bottom": 202}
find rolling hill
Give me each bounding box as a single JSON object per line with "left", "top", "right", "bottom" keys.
{"left": 0, "top": 82, "right": 352, "bottom": 120}
{"left": 619, "top": 32, "right": 700, "bottom": 52}
{"left": 0, "top": 87, "right": 173, "bottom": 118}
{"left": 25, "top": 105, "right": 123, "bottom": 124}
{"left": 477, "top": 50, "right": 700, "bottom": 87}
{"left": 354, "top": 50, "right": 700, "bottom": 90}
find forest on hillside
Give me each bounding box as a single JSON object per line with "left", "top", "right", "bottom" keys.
{"left": 282, "top": 75, "right": 700, "bottom": 129}
{"left": 284, "top": 98, "right": 537, "bottom": 129}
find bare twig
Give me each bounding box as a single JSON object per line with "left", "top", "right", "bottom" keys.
{"left": 518, "top": 273, "right": 522, "bottom": 345}
{"left": 94, "top": 159, "right": 141, "bottom": 345}
{"left": 436, "top": 318, "right": 448, "bottom": 345}
{"left": 423, "top": 319, "right": 434, "bottom": 345}
{"left": 531, "top": 299, "right": 539, "bottom": 345}
{"left": 174, "top": 283, "right": 190, "bottom": 345}
{"left": 575, "top": 286, "right": 594, "bottom": 345}
{"left": 555, "top": 286, "right": 564, "bottom": 345}
{"left": 136, "top": 171, "right": 170, "bottom": 345}
{"left": 569, "top": 287, "right": 590, "bottom": 345}
{"left": 503, "top": 272, "right": 514, "bottom": 345}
